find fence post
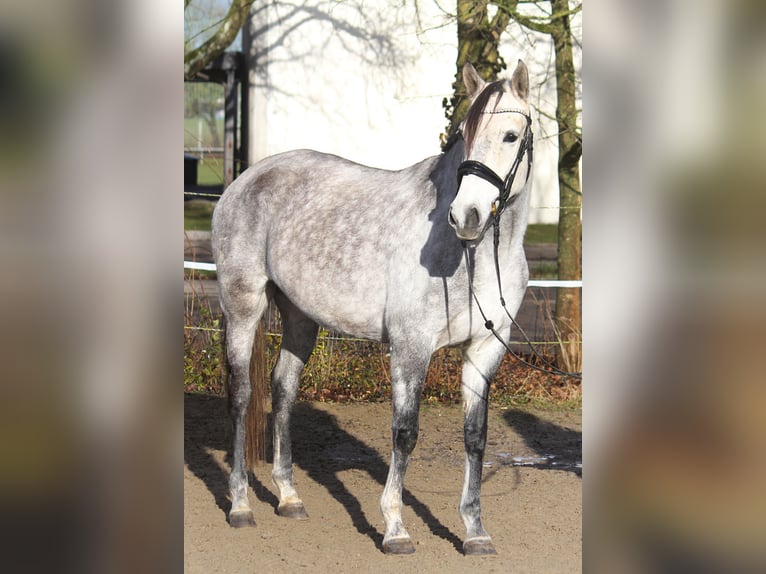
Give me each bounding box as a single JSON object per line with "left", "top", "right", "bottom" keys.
{"left": 223, "top": 68, "right": 238, "bottom": 189}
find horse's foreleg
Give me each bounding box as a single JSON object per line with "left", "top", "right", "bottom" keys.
{"left": 271, "top": 296, "right": 317, "bottom": 520}
{"left": 459, "top": 337, "right": 505, "bottom": 555}
{"left": 380, "top": 344, "right": 429, "bottom": 555}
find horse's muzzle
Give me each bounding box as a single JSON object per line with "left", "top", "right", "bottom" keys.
{"left": 448, "top": 204, "right": 483, "bottom": 241}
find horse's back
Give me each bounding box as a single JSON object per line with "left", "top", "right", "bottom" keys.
{"left": 212, "top": 149, "right": 441, "bottom": 340}
{"left": 212, "top": 150, "right": 365, "bottom": 261}
{"left": 214, "top": 149, "right": 433, "bottom": 228}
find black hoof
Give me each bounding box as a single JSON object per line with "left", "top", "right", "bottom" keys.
{"left": 463, "top": 538, "right": 497, "bottom": 556}
{"left": 382, "top": 538, "right": 416, "bottom": 555}
{"left": 228, "top": 510, "right": 256, "bottom": 528}
{"left": 277, "top": 503, "right": 309, "bottom": 520}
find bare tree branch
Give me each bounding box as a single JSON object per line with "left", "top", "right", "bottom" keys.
{"left": 493, "top": 0, "right": 554, "bottom": 34}
{"left": 184, "top": 0, "right": 253, "bottom": 80}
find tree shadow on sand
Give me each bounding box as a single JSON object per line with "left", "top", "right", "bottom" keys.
{"left": 183, "top": 394, "right": 463, "bottom": 552}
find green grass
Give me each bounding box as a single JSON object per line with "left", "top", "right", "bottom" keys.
{"left": 525, "top": 224, "right": 558, "bottom": 244}
{"left": 184, "top": 199, "right": 217, "bottom": 231}
{"left": 528, "top": 260, "right": 558, "bottom": 280}
{"left": 185, "top": 154, "right": 224, "bottom": 186}
{"left": 184, "top": 113, "right": 225, "bottom": 185}
{"left": 197, "top": 156, "right": 224, "bottom": 186}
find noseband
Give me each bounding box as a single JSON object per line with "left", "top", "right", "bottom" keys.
{"left": 456, "top": 110, "right": 533, "bottom": 219}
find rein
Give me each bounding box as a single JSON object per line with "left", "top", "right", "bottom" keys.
{"left": 462, "top": 241, "right": 582, "bottom": 379}
{"left": 456, "top": 110, "right": 581, "bottom": 380}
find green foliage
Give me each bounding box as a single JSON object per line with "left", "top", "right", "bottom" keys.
{"left": 266, "top": 332, "right": 392, "bottom": 402}
{"left": 184, "top": 306, "right": 226, "bottom": 394}
{"left": 184, "top": 320, "right": 581, "bottom": 407}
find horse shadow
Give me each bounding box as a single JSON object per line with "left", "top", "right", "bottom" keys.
{"left": 183, "top": 394, "right": 463, "bottom": 552}
{"left": 500, "top": 408, "right": 582, "bottom": 477}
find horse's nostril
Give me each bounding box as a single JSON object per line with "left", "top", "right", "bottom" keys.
{"left": 448, "top": 210, "right": 457, "bottom": 227}
{"left": 466, "top": 207, "right": 480, "bottom": 230}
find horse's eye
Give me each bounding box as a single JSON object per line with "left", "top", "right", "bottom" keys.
{"left": 504, "top": 131, "right": 519, "bottom": 143}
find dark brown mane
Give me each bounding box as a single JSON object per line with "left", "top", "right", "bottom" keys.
{"left": 462, "top": 80, "right": 510, "bottom": 154}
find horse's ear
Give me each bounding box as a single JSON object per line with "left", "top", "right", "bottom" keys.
{"left": 463, "top": 62, "right": 486, "bottom": 100}
{"left": 510, "top": 59, "right": 529, "bottom": 101}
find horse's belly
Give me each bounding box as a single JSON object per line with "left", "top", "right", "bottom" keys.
{"left": 269, "top": 262, "right": 388, "bottom": 341}
{"left": 302, "top": 294, "right": 387, "bottom": 341}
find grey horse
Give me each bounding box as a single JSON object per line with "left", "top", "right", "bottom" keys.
{"left": 211, "top": 60, "right": 534, "bottom": 555}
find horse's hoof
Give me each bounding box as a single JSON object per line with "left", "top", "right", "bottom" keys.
{"left": 277, "top": 502, "right": 309, "bottom": 520}
{"left": 463, "top": 538, "right": 497, "bottom": 556}
{"left": 228, "top": 510, "right": 256, "bottom": 528}
{"left": 382, "top": 537, "right": 416, "bottom": 555}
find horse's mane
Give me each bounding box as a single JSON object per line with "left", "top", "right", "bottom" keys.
{"left": 462, "top": 80, "right": 509, "bottom": 154}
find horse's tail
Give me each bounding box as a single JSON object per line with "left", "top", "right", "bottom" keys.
{"left": 245, "top": 320, "right": 268, "bottom": 470}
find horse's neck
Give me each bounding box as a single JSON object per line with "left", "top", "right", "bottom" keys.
{"left": 440, "top": 136, "right": 466, "bottom": 180}
{"left": 478, "top": 206, "right": 530, "bottom": 314}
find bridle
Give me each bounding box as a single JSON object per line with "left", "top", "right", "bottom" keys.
{"left": 456, "top": 109, "right": 534, "bottom": 220}
{"left": 456, "top": 109, "right": 581, "bottom": 379}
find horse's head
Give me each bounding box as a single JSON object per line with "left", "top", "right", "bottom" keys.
{"left": 448, "top": 60, "right": 533, "bottom": 241}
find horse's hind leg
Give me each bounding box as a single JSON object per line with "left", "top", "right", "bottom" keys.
{"left": 221, "top": 276, "right": 268, "bottom": 528}
{"left": 270, "top": 292, "right": 318, "bottom": 520}
{"left": 459, "top": 336, "right": 506, "bottom": 555}
{"left": 380, "top": 340, "right": 431, "bottom": 554}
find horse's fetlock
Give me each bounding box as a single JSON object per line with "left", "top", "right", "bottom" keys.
{"left": 460, "top": 497, "right": 481, "bottom": 519}
{"left": 271, "top": 466, "right": 293, "bottom": 485}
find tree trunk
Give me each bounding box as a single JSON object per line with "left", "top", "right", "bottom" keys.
{"left": 550, "top": 0, "right": 582, "bottom": 371}
{"left": 443, "top": 0, "right": 510, "bottom": 147}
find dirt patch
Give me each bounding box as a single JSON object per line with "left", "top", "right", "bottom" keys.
{"left": 184, "top": 395, "right": 581, "bottom": 573}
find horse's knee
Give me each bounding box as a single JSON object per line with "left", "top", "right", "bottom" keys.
{"left": 393, "top": 424, "right": 419, "bottom": 454}
{"left": 227, "top": 372, "right": 252, "bottom": 415}
{"left": 464, "top": 420, "right": 487, "bottom": 457}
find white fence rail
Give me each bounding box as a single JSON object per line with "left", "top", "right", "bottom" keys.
{"left": 183, "top": 261, "right": 582, "bottom": 288}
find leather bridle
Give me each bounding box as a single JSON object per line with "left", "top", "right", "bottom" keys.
{"left": 456, "top": 110, "right": 534, "bottom": 220}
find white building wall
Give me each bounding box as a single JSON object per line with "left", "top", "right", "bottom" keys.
{"left": 244, "top": 1, "right": 581, "bottom": 224}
